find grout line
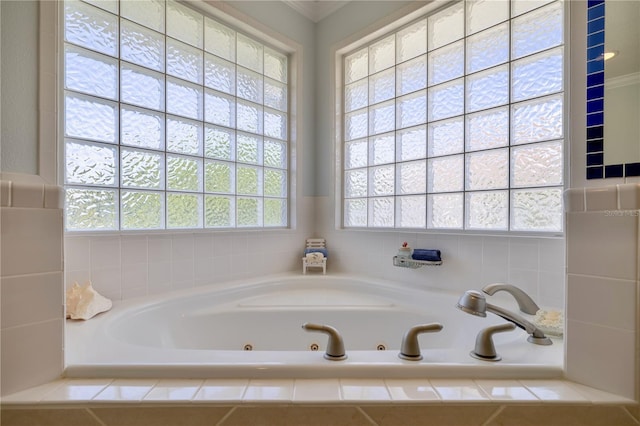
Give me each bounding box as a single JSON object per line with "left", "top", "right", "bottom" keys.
{"left": 215, "top": 406, "right": 238, "bottom": 426}
{"left": 355, "top": 406, "right": 380, "bottom": 426}
{"left": 481, "top": 404, "right": 506, "bottom": 426}
{"left": 85, "top": 407, "right": 108, "bottom": 426}
{"left": 621, "top": 406, "right": 640, "bottom": 426}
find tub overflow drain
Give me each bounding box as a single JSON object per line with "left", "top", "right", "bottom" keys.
{"left": 376, "top": 344, "right": 387, "bottom": 351}
{"left": 309, "top": 343, "right": 319, "bottom": 351}
{"left": 243, "top": 344, "right": 253, "bottom": 351}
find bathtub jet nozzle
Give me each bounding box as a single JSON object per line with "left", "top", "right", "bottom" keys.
{"left": 301, "top": 323, "right": 347, "bottom": 361}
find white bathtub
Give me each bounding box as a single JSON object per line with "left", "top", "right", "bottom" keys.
{"left": 65, "top": 274, "right": 563, "bottom": 379}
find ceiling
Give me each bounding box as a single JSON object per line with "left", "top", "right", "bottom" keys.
{"left": 282, "top": 0, "right": 350, "bottom": 22}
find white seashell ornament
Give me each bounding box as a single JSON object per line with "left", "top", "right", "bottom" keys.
{"left": 66, "top": 281, "right": 112, "bottom": 320}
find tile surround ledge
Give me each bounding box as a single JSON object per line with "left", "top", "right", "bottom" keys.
{"left": 0, "top": 175, "right": 63, "bottom": 209}
{"left": 565, "top": 184, "right": 640, "bottom": 213}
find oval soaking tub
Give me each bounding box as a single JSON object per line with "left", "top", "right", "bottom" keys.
{"left": 65, "top": 274, "right": 563, "bottom": 379}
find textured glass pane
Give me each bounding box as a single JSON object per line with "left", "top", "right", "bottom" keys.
{"left": 466, "top": 65, "right": 509, "bottom": 113}
{"left": 345, "top": 169, "right": 367, "bottom": 198}
{"left": 265, "top": 47, "right": 287, "bottom": 83}
{"left": 466, "top": 149, "right": 509, "bottom": 190}
{"left": 344, "top": 199, "right": 367, "bottom": 227}
{"left": 511, "top": 188, "right": 563, "bottom": 232}
{"left": 264, "top": 169, "right": 287, "bottom": 197}
{"left": 121, "top": 64, "right": 165, "bottom": 111}
{"left": 83, "top": 0, "right": 117, "bottom": 14}
{"left": 205, "top": 195, "right": 235, "bottom": 227}
{"left": 264, "top": 139, "right": 287, "bottom": 169}
{"left": 167, "top": 193, "right": 202, "bottom": 228}
{"left": 237, "top": 166, "right": 262, "bottom": 195}
{"left": 166, "top": 77, "right": 203, "bottom": 120}
{"left": 345, "top": 139, "right": 368, "bottom": 169}
{"left": 397, "top": 55, "right": 427, "bottom": 96}
{"left": 369, "top": 101, "right": 395, "bottom": 136}
{"left": 370, "top": 133, "right": 395, "bottom": 165}
{"left": 237, "top": 33, "right": 263, "bottom": 73}
{"left": 466, "top": 23, "right": 509, "bottom": 74}
{"left": 512, "top": 1, "right": 563, "bottom": 59}
{"left": 512, "top": 47, "right": 563, "bottom": 102}
{"left": 167, "top": 0, "right": 203, "bottom": 48}
{"left": 205, "top": 18, "right": 235, "bottom": 61}
{"left": 65, "top": 45, "right": 117, "bottom": 99}
{"left": 264, "top": 109, "right": 287, "bottom": 140}
{"left": 369, "top": 35, "right": 395, "bottom": 74}
{"left": 466, "top": 0, "right": 509, "bottom": 35}
{"left": 397, "top": 125, "right": 427, "bottom": 161}
{"left": 237, "top": 67, "right": 264, "bottom": 103}
{"left": 512, "top": 95, "right": 563, "bottom": 144}
{"left": 369, "top": 165, "right": 394, "bottom": 196}
{"left": 237, "top": 197, "right": 262, "bottom": 227}
{"left": 511, "top": 140, "right": 563, "bottom": 187}
{"left": 167, "top": 117, "right": 203, "bottom": 155}
{"left": 369, "top": 69, "right": 395, "bottom": 104}
{"left": 167, "top": 38, "right": 203, "bottom": 84}
{"left": 65, "top": 188, "right": 117, "bottom": 231}
{"left": 205, "top": 161, "right": 234, "bottom": 193}
{"left": 345, "top": 79, "right": 368, "bottom": 113}
{"left": 121, "top": 148, "right": 163, "bottom": 189}
{"left": 121, "top": 107, "right": 164, "bottom": 150}
{"left": 345, "top": 109, "right": 368, "bottom": 141}
{"left": 428, "top": 79, "right": 464, "bottom": 121}
{"left": 204, "top": 53, "right": 236, "bottom": 95}
{"left": 65, "top": 1, "right": 117, "bottom": 56}
{"left": 120, "top": 19, "right": 164, "bottom": 71}
{"left": 65, "top": 93, "right": 117, "bottom": 143}
{"left": 121, "top": 191, "right": 163, "bottom": 230}
{"left": 345, "top": 48, "right": 368, "bottom": 84}
{"left": 204, "top": 90, "right": 236, "bottom": 127}
{"left": 428, "top": 155, "right": 464, "bottom": 193}
{"left": 397, "top": 160, "right": 426, "bottom": 194}
{"left": 167, "top": 155, "right": 202, "bottom": 191}
{"left": 264, "top": 198, "right": 287, "bottom": 227}
{"left": 397, "top": 19, "right": 427, "bottom": 62}
{"left": 237, "top": 132, "right": 262, "bottom": 164}
{"left": 237, "top": 100, "right": 263, "bottom": 134}
{"left": 396, "top": 195, "right": 426, "bottom": 228}
{"left": 397, "top": 91, "right": 427, "bottom": 129}
{"left": 512, "top": 0, "right": 554, "bottom": 17}
{"left": 205, "top": 125, "right": 235, "bottom": 160}
{"left": 428, "top": 2, "right": 464, "bottom": 50}
{"left": 368, "top": 197, "right": 394, "bottom": 227}
{"left": 428, "top": 41, "right": 464, "bottom": 86}
{"left": 428, "top": 193, "right": 463, "bottom": 229}
{"left": 65, "top": 140, "right": 117, "bottom": 186}
{"left": 121, "top": 0, "right": 165, "bottom": 32}
{"left": 466, "top": 190, "right": 508, "bottom": 230}
{"left": 465, "top": 107, "right": 509, "bottom": 152}
{"left": 265, "top": 78, "right": 288, "bottom": 112}
{"left": 428, "top": 117, "right": 464, "bottom": 157}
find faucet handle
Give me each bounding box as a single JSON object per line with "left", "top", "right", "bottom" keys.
{"left": 470, "top": 323, "right": 516, "bottom": 362}
{"left": 398, "top": 323, "right": 444, "bottom": 361}
{"left": 302, "top": 323, "right": 347, "bottom": 361}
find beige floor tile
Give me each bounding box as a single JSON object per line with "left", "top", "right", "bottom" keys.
{"left": 362, "top": 405, "right": 498, "bottom": 426}
{"left": 91, "top": 406, "right": 231, "bottom": 426}
{"left": 220, "top": 406, "right": 374, "bottom": 426}
{"left": 0, "top": 408, "right": 102, "bottom": 426}
{"left": 487, "top": 405, "right": 639, "bottom": 426}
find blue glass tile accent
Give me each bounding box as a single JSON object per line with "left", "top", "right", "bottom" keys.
{"left": 587, "top": 166, "right": 604, "bottom": 180}
{"left": 587, "top": 99, "right": 604, "bottom": 113}
{"left": 587, "top": 112, "right": 604, "bottom": 127}
{"left": 587, "top": 126, "right": 604, "bottom": 140}
{"left": 587, "top": 85, "right": 604, "bottom": 99}
{"left": 605, "top": 164, "right": 624, "bottom": 178}
{"left": 587, "top": 31, "right": 605, "bottom": 47}
{"left": 587, "top": 45, "right": 604, "bottom": 61}
{"left": 587, "top": 139, "right": 603, "bottom": 153}
{"left": 587, "top": 72, "right": 605, "bottom": 87}
{"left": 587, "top": 59, "right": 605, "bottom": 74}
{"left": 588, "top": 0, "right": 604, "bottom": 8}
{"left": 587, "top": 153, "right": 604, "bottom": 166}
{"left": 587, "top": 18, "right": 605, "bottom": 33}
{"left": 626, "top": 163, "right": 640, "bottom": 177}
{"left": 588, "top": 4, "right": 605, "bottom": 21}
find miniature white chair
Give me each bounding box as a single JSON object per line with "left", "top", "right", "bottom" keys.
{"left": 302, "top": 238, "right": 327, "bottom": 274}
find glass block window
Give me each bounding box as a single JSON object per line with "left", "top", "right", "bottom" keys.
{"left": 63, "top": 0, "right": 288, "bottom": 231}
{"left": 342, "top": 0, "right": 564, "bottom": 232}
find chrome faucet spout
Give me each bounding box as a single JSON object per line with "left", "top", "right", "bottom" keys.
{"left": 482, "top": 283, "right": 540, "bottom": 315}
